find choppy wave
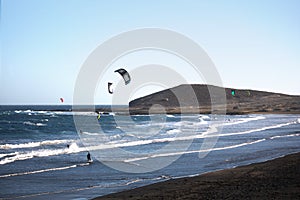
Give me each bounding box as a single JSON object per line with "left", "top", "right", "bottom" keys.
{"left": 270, "top": 133, "right": 300, "bottom": 140}
{"left": 14, "top": 109, "right": 99, "bottom": 117}
{"left": 165, "top": 113, "right": 260, "bottom": 128}
{"left": 80, "top": 131, "right": 99, "bottom": 136}
{"left": 124, "top": 139, "right": 267, "bottom": 162}
{"left": 166, "top": 129, "right": 181, "bottom": 135}
{"left": 0, "top": 143, "right": 85, "bottom": 165}
{"left": 1, "top": 133, "right": 299, "bottom": 177}
{"left": 223, "top": 115, "right": 265, "bottom": 126}
{"left": 198, "top": 118, "right": 208, "bottom": 125}
{"left": 2, "top": 120, "right": 298, "bottom": 166}
{"left": 1, "top": 115, "right": 298, "bottom": 166}
{"left": 125, "top": 133, "right": 300, "bottom": 167}
{"left": 86, "top": 120, "right": 296, "bottom": 152}
{"left": 166, "top": 114, "right": 175, "bottom": 118}
{"left": 0, "top": 164, "right": 79, "bottom": 178}
{"left": 0, "top": 152, "right": 18, "bottom": 159}
{"left": 0, "top": 139, "right": 72, "bottom": 149}
{"left": 199, "top": 115, "right": 210, "bottom": 120}
{"left": 23, "top": 121, "right": 47, "bottom": 126}
{"left": 217, "top": 121, "right": 295, "bottom": 137}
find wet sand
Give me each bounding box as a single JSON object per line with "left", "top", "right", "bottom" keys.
{"left": 93, "top": 152, "right": 300, "bottom": 200}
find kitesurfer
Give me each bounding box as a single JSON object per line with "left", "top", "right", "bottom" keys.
{"left": 87, "top": 152, "right": 91, "bottom": 162}
{"left": 95, "top": 111, "right": 101, "bottom": 120}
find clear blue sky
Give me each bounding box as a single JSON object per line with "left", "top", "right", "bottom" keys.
{"left": 1, "top": 0, "right": 300, "bottom": 105}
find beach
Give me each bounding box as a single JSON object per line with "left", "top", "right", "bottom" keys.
{"left": 93, "top": 152, "right": 300, "bottom": 200}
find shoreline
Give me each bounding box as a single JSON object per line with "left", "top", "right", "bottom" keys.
{"left": 93, "top": 152, "right": 300, "bottom": 200}
{"left": 2, "top": 104, "right": 300, "bottom": 115}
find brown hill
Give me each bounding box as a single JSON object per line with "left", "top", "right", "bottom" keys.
{"left": 129, "top": 84, "right": 300, "bottom": 115}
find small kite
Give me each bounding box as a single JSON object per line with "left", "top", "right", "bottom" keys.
{"left": 231, "top": 90, "right": 235, "bottom": 96}
{"left": 60, "top": 98, "right": 64, "bottom": 103}
{"left": 108, "top": 82, "right": 113, "bottom": 94}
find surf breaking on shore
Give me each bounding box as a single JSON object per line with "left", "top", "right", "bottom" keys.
{"left": 1, "top": 115, "right": 299, "bottom": 166}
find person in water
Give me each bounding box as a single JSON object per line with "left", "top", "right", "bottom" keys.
{"left": 87, "top": 152, "right": 91, "bottom": 161}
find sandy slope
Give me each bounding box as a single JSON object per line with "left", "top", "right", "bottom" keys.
{"left": 93, "top": 152, "right": 300, "bottom": 200}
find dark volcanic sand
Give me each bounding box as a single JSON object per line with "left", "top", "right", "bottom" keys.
{"left": 93, "top": 152, "right": 300, "bottom": 200}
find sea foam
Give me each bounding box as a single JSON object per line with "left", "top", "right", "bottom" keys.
{"left": 0, "top": 139, "right": 72, "bottom": 149}
{"left": 0, "top": 145, "right": 85, "bottom": 165}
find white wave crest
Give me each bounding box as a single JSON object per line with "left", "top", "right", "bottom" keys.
{"left": 124, "top": 139, "right": 266, "bottom": 162}
{"left": 198, "top": 118, "right": 208, "bottom": 125}
{"left": 223, "top": 116, "right": 265, "bottom": 126}
{"left": 0, "top": 139, "right": 72, "bottom": 149}
{"left": 166, "top": 114, "right": 175, "bottom": 118}
{"left": 199, "top": 115, "right": 210, "bottom": 119}
{"left": 166, "top": 129, "right": 181, "bottom": 135}
{"left": 23, "top": 121, "right": 47, "bottom": 126}
{"left": 80, "top": 131, "right": 99, "bottom": 136}
{"left": 0, "top": 165, "right": 77, "bottom": 178}
{"left": 14, "top": 109, "right": 96, "bottom": 117}
{"left": 0, "top": 152, "right": 19, "bottom": 158}
{"left": 0, "top": 144, "right": 85, "bottom": 165}
{"left": 270, "top": 133, "right": 300, "bottom": 140}
{"left": 86, "top": 120, "right": 295, "bottom": 152}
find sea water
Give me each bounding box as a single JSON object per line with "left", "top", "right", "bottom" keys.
{"left": 0, "top": 105, "right": 299, "bottom": 199}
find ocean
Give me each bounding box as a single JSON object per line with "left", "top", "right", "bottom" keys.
{"left": 0, "top": 105, "right": 299, "bottom": 200}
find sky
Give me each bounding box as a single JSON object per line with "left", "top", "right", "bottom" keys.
{"left": 1, "top": 0, "right": 300, "bottom": 105}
